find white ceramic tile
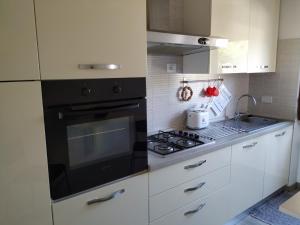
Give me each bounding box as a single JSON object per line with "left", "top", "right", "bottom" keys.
{"left": 147, "top": 55, "right": 251, "bottom": 133}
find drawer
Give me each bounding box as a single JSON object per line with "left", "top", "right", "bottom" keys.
{"left": 150, "top": 186, "right": 233, "bottom": 225}
{"left": 149, "top": 147, "right": 231, "bottom": 195}
{"left": 52, "top": 174, "right": 148, "bottom": 225}
{"left": 150, "top": 166, "right": 230, "bottom": 221}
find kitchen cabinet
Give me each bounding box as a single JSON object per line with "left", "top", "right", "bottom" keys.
{"left": 247, "top": 0, "right": 280, "bottom": 73}
{"left": 150, "top": 186, "right": 233, "bottom": 225}
{"left": 0, "top": 82, "right": 52, "bottom": 225}
{"left": 230, "top": 137, "right": 266, "bottom": 216}
{"left": 263, "top": 126, "right": 293, "bottom": 198}
{"left": 150, "top": 166, "right": 230, "bottom": 221}
{"left": 35, "top": 0, "right": 147, "bottom": 80}
{"left": 183, "top": 0, "right": 251, "bottom": 74}
{"left": 52, "top": 173, "right": 148, "bottom": 225}
{"left": 0, "top": 0, "right": 39, "bottom": 81}
{"left": 149, "top": 147, "right": 231, "bottom": 195}
{"left": 149, "top": 147, "right": 231, "bottom": 222}
{"left": 209, "top": 0, "right": 250, "bottom": 74}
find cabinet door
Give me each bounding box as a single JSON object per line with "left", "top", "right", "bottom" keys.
{"left": 35, "top": 0, "right": 147, "bottom": 80}
{"left": 210, "top": 0, "right": 250, "bottom": 74}
{"left": 0, "top": 0, "right": 39, "bottom": 81}
{"left": 150, "top": 186, "right": 234, "bottom": 225}
{"left": 52, "top": 173, "right": 148, "bottom": 225}
{"left": 263, "top": 126, "right": 293, "bottom": 198}
{"left": 230, "top": 138, "right": 265, "bottom": 216}
{"left": 0, "top": 82, "right": 52, "bottom": 225}
{"left": 248, "top": 0, "right": 280, "bottom": 73}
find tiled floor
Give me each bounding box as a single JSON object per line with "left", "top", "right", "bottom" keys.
{"left": 235, "top": 216, "right": 268, "bottom": 225}
{"left": 226, "top": 190, "right": 300, "bottom": 225}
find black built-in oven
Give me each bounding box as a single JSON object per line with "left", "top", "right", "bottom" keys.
{"left": 42, "top": 78, "right": 148, "bottom": 200}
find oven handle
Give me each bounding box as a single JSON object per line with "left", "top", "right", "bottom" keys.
{"left": 58, "top": 103, "right": 140, "bottom": 119}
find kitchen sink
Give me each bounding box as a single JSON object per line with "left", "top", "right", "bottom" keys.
{"left": 218, "top": 115, "right": 281, "bottom": 133}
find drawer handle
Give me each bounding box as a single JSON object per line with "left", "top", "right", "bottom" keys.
{"left": 275, "top": 131, "right": 286, "bottom": 137}
{"left": 78, "top": 64, "right": 121, "bottom": 70}
{"left": 184, "top": 203, "right": 206, "bottom": 216}
{"left": 184, "top": 182, "right": 206, "bottom": 193}
{"left": 243, "top": 142, "right": 258, "bottom": 149}
{"left": 86, "top": 189, "right": 125, "bottom": 205}
{"left": 184, "top": 160, "right": 207, "bottom": 170}
{"left": 221, "top": 65, "right": 232, "bottom": 69}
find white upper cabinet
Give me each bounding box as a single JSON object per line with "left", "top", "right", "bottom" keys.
{"left": 0, "top": 0, "right": 39, "bottom": 81}
{"left": 210, "top": 0, "right": 250, "bottom": 74}
{"left": 263, "top": 126, "right": 293, "bottom": 198}
{"left": 248, "top": 0, "right": 280, "bottom": 73}
{"left": 0, "top": 82, "right": 52, "bottom": 225}
{"left": 35, "top": 0, "right": 147, "bottom": 80}
{"left": 183, "top": 0, "right": 251, "bottom": 74}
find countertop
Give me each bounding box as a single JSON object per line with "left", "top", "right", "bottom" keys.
{"left": 148, "top": 120, "right": 294, "bottom": 171}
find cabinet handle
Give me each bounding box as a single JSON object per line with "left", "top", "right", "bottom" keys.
{"left": 86, "top": 189, "right": 125, "bottom": 205}
{"left": 233, "top": 65, "right": 237, "bottom": 68}
{"left": 275, "top": 131, "right": 286, "bottom": 137}
{"left": 264, "top": 65, "right": 269, "bottom": 68}
{"left": 78, "top": 64, "right": 121, "bottom": 70}
{"left": 242, "top": 142, "right": 258, "bottom": 149}
{"left": 184, "top": 160, "right": 207, "bottom": 170}
{"left": 221, "top": 65, "right": 232, "bottom": 69}
{"left": 184, "top": 182, "right": 206, "bottom": 193}
{"left": 184, "top": 203, "right": 206, "bottom": 216}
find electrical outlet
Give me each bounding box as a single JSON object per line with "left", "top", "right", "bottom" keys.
{"left": 261, "top": 96, "right": 273, "bottom": 104}
{"left": 167, "top": 64, "right": 177, "bottom": 73}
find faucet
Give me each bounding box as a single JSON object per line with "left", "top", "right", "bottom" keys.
{"left": 234, "top": 94, "right": 257, "bottom": 119}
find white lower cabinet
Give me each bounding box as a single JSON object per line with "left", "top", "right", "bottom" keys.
{"left": 263, "top": 126, "right": 293, "bottom": 198}
{"left": 150, "top": 166, "right": 230, "bottom": 221}
{"left": 229, "top": 137, "right": 266, "bottom": 216}
{"left": 0, "top": 82, "right": 52, "bottom": 225}
{"left": 52, "top": 173, "right": 148, "bottom": 225}
{"left": 150, "top": 186, "right": 233, "bottom": 225}
{"left": 149, "top": 147, "right": 231, "bottom": 196}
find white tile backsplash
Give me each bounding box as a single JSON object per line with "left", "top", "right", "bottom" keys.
{"left": 147, "top": 55, "right": 250, "bottom": 133}
{"left": 249, "top": 39, "right": 300, "bottom": 120}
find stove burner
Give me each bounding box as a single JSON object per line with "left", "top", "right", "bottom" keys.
{"left": 148, "top": 130, "right": 213, "bottom": 156}
{"left": 156, "top": 144, "right": 174, "bottom": 153}
{"left": 177, "top": 139, "right": 195, "bottom": 147}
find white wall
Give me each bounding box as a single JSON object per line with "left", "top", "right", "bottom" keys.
{"left": 279, "top": 0, "right": 300, "bottom": 39}
{"left": 147, "top": 55, "right": 249, "bottom": 133}
{"left": 277, "top": 0, "right": 300, "bottom": 184}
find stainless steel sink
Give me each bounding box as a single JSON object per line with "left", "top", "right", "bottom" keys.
{"left": 219, "top": 115, "right": 280, "bottom": 133}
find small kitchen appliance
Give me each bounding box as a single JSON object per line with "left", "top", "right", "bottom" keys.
{"left": 187, "top": 109, "right": 210, "bottom": 129}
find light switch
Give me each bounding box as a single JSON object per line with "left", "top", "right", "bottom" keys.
{"left": 167, "top": 64, "right": 177, "bottom": 73}
{"left": 261, "top": 96, "right": 273, "bottom": 104}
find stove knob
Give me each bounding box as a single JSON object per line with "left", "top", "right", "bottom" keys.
{"left": 178, "top": 130, "right": 183, "bottom": 135}
{"left": 184, "top": 132, "right": 188, "bottom": 136}
{"left": 195, "top": 134, "right": 200, "bottom": 139}
{"left": 113, "top": 85, "right": 122, "bottom": 94}
{"left": 189, "top": 133, "right": 194, "bottom": 138}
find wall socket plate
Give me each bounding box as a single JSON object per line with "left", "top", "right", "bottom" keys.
{"left": 167, "top": 64, "right": 177, "bottom": 73}
{"left": 261, "top": 96, "right": 273, "bottom": 104}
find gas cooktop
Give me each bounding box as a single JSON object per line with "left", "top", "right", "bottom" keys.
{"left": 148, "top": 130, "right": 215, "bottom": 156}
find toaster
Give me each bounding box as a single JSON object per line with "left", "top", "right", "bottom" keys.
{"left": 187, "top": 109, "right": 210, "bottom": 129}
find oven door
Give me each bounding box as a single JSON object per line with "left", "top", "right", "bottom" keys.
{"left": 44, "top": 98, "right": 147, "bottom": 200}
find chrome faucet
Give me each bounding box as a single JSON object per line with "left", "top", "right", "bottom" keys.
{"left": 234, "top": 94, "right": 257, "bottom": 119}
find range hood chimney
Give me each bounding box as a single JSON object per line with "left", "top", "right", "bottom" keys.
{"left": 147, "top": 31, "right": 228, "bottom": 56}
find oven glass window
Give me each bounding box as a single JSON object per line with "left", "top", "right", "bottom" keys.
{"left": 67, "top": 117, "right": 134, "bottom": 169}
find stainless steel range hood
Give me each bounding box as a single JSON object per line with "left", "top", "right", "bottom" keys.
{"left": 147, "top": 31, "right": 228, "bottom": 56}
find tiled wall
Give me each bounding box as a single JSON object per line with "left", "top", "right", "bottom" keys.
{"left": 249, "top": 39, "right": 300, "bottom": 120}
{"left": 147, "top": 55, "right": 250, "bottom": 133}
